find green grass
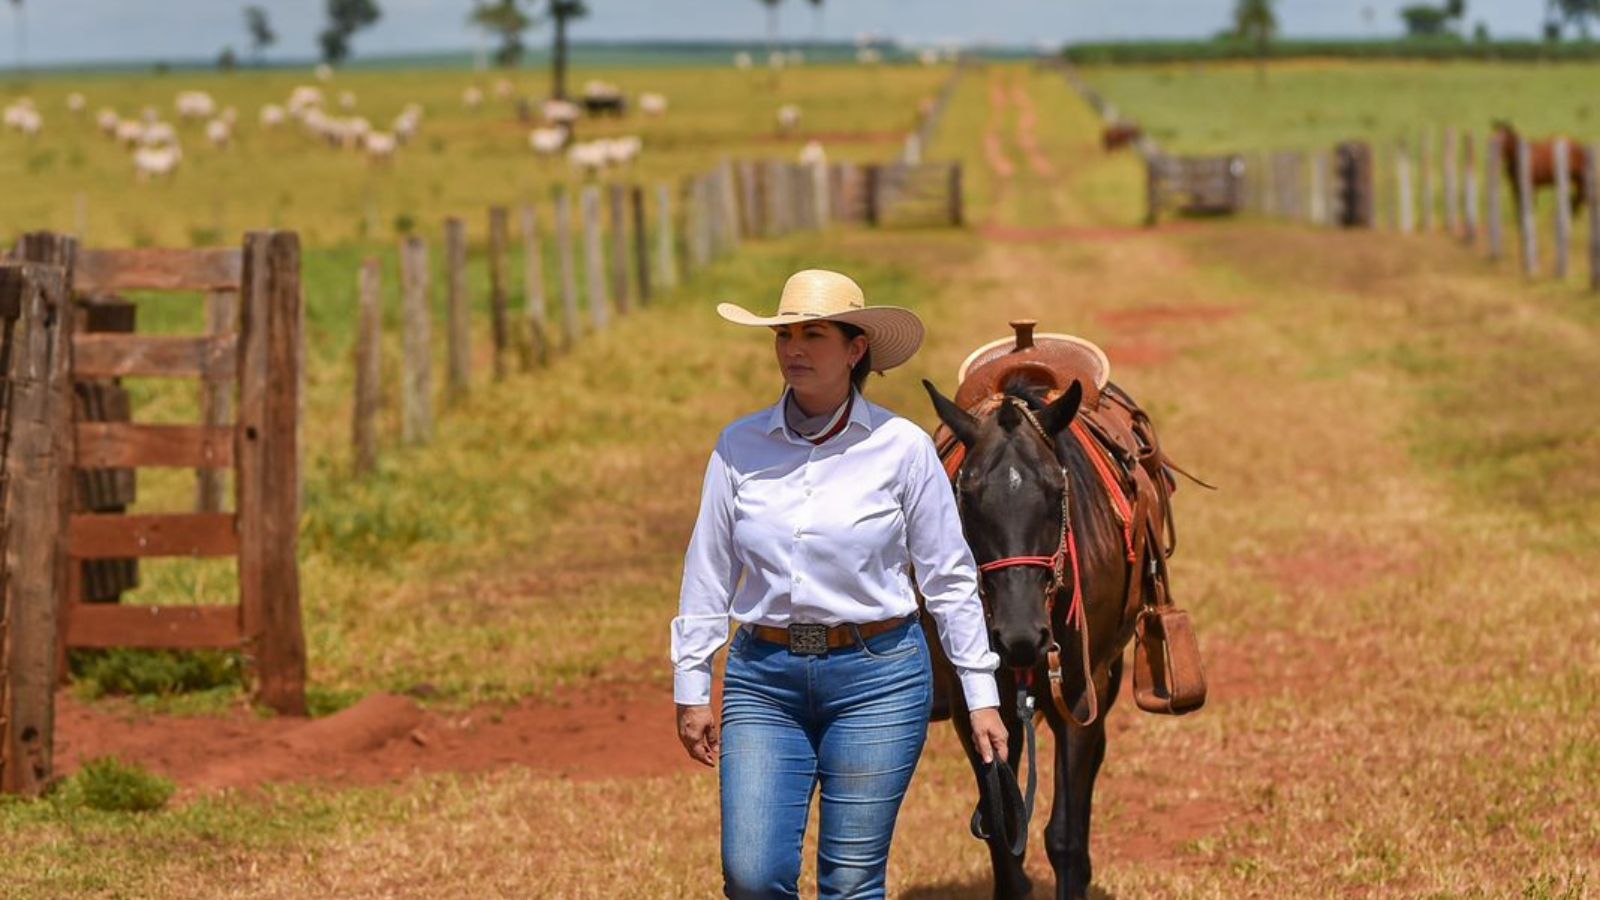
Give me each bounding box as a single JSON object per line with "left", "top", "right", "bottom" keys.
{"left": 1080, "top": 59, "right": 1600, "bottom": 153}
{"left": 1, "top": 63, "right": 950, "bottom": 248}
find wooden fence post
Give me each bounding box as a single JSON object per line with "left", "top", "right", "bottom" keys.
{"left": 655, "top": 182, "right": 679, "bottom": 290}
{"left": 949, "top": 163, "right": 965, "bottom": 227}
{"left": 444, "top": 217, "right": 470, "bottom": 399}
{"left": 554, "top": 186, "right": 580, "bottom": 350}
{"left": 1553, "top": 138, "right": 1572, "bottom": 280}
{"left": 399, "top": 235, "right": 434, "bottom": 444}
{"left": 630, "top": 185, "right": 652, "bottom": 306}
{"left": 717, "top": 163, "right": 741, "bottom": 253}
{"left": 198, "top": 288, "right": 238, "bottom": 511}
{"left": 581, "top": 185, "right": 609, "bottom": 330}
{"left": 520, "top": 204, "right": 550, "bottom": 367}
{"left": 1516, "top": 136, "right": 1539, "bottom": 277}
{"left": 488, "top": 206, "right": 512, "bottom": 377}
{"left": 236, "top": 231, "right": 307, "bottom": 717}
{"left": 864, "top": 165, "right": 882, "bottom": 227}
{"left": 1310, "top": 152, "right": 1328, "bottom": 226}
{"left": 0, "top": 261, "right": 72, "bottom": 796}
{"left": 811, "top": 161, "right": 833, "bottom": 226}
{"left": 1443, "top": 126, "right": 1460, "bottom": 236}
{"left": 607, "top": 184, "right": 631, "bottom": 314}
{"left": 1486, "top": 132, "right": 1505, "bottom": 260}
{"left": 1462, "top": 133, "right": 1480, "bottom": 247}
{"left": 736, "top": 161, "right": 759, "bottom": 240}
{"left": 1589, "top": 144, "right": 1600, "bottom": 291}
{"left": 685, "top": 176, "right": 710, "bottom": 271}
{"left": 1397, "top": 143, "right": 1416, "bottom": 235}
{"left": 352, "top": 258, "right": 381, "bottom": 476}
{"left": 1421, "top": 129, "right": 1436, "bottom": 232}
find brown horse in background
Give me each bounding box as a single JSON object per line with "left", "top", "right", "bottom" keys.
{"left": 1492, "top": 120, "right": 1590, "bottom": 215}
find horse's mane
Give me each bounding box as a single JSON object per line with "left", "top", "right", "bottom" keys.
{"left": 998, "top": 378, "right": 1117, "bottom": 545}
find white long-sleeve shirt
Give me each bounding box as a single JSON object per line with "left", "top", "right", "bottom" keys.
{"left": 671, "top": 389, "right": 1000, "bottom": 710}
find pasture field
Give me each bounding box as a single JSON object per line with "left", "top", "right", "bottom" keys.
{"left": 0, "top": 63, "right": 948, "bottom": 248}
{"left": 1078, "top": 59, "right": 1600, "bottom": 153}
{"left": 3, "top": 61, "right": 1598, "bottom": 898}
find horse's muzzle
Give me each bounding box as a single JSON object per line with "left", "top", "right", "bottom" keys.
{"left": 991, "top": 626, "right": 1051, "bottom": 668}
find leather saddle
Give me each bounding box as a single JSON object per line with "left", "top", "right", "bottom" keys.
{"left": 933, "top": 319, "right": 1208, "bottom": 718}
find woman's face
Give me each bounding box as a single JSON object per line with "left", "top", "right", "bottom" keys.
{"left": 773, "top": 321, "right": 866, "bottom": 397}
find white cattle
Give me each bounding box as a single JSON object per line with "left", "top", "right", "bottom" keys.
{"left": 494, "top": 78, "right": 514, "bottom": 99}
{"left": 639, "top": 93, "right": 667, "bottom": 116}
{"left": 363, "top": 131, "right": 398, "bottom": 162}
{"left": 97, "top": 108, "right": 120, "bottom": 136}
{"left": 66, "top": 93, "right": 87, "bottom": 114}
{"left": 115, "top": 119, "right": 145, "bottom": 146}
{"left": 566, "top": 141, "right": 609, "bottom": 175}
{"left": 734, "top": 51, "right": 753, "bottom": 70}
{"left": 259, "top": 104, "right": 287, "bottom": 127}
{"left": 602, "top": 135, "right": 641, "bottom": 166}
{"left": 287, "top": 86, "right": 324, "bottom": 117}
{"left": 175, "top": 90, "right": 217, "bottom": 121}
{"left": 798, "top": 140, "right": 827, "bottom": 167}
{"left": 542, "top": 99, "right": 580, "bottom": 125}
{"left": 462, "top": 86, "right": 484, "bottom": 109}
{"left": 529, "top": 126, "right": 568, "bottom": 155}
{"left": 776, "top": 103, "right": 801, "bottom": 134}
{"left": 133, "top": 144, "right": 182, "bottom": 180}
{"left": 856, "top": 48, "right": 883, "bottom": 65}
{"left": 140, "top": 121, "right": 177, "bottom": 147}
{"left": 338, "top": 90, "right": 357, "bottom": 111}
{"left": 205, "top": 119, "right": 232, "bottom": 149}
{"left": 314, "top": 63, "right": 333, "bottom": 82}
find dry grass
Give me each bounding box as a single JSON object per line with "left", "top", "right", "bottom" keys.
{"left": 5, "top": 62, "right": 1597, "bottom": 898}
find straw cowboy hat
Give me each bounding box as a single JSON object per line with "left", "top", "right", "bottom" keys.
{"left": 716, "top": 269, "right": 925, "bottom": 372}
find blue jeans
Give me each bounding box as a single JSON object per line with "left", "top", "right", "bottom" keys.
{"left": 720, "top": 618, "right": 932, "bottom": 899}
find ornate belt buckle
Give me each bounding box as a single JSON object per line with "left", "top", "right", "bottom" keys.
{"left": 788, "top": 623, "right": 829, "bottom": 656}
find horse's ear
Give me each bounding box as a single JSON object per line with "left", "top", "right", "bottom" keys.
{"left": 1040, "top": 381, "right": 1083, "bottom": 436}
{"left": 923, "top": 380, "right": 979, "bottom": 447}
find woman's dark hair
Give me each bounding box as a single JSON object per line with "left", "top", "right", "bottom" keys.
{"left": 835, "top": 321, "right": 873, "bottom": 392}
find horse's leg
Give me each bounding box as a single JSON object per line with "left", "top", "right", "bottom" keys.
{"left": 1044, "top": 657, "right": 1122, "bottom": 900}
{"left": 949, "top": 674, "right": 1034, "bottom": 900}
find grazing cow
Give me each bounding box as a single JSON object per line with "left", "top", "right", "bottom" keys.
{"left": 639, "top": 92, "right": 668, "bottom": 116}
{"left": 776, "top": 103, "right": 801, "bottom": 135}
{"left": 1493, "top": 120, "right": 1590, "bottom": 215}
{"left": 1102, "top": 121, "right": 1143, "bottom": 153}
{"left": 529, "top": 127, "right": 568, "bottom": 156}
{"left": 205, "top": 119, "right": 232, "bottom": 149}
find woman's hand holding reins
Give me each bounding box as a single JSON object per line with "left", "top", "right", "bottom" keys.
{"left": 969, "top": 707, "right": 1009, "bottom": 764}
{"left": 677, "top": 703, "right": 719, "bottom": 767}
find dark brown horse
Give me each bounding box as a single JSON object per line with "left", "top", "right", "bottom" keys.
{"left": 1493, "top": 120, "right": 1590, "bottom": 215}
{"left": 1102, "top": 122, "right": 1142, "bottom": 153}
{"left": 922, "top": 378, "right": 1139, "bottom": 900}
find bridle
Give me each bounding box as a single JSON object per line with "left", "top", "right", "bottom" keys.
{"left": 968, "top": 396, "right": 1099, "bottom": 728}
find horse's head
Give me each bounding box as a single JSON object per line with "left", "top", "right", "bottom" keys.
{"left": 926, "top": 378, "right": 1083, "bottom": 668}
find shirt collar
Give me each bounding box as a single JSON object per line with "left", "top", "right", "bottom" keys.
{"left": 767, "top": 387, "right": 873, "bottom": 442}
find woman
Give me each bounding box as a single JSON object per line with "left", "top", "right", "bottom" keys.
{"left": 671, "top": 269, "right": 1008, "bottom": 899}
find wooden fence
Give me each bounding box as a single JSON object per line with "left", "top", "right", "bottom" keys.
{"left": 0, "top": 231, "right": 308, "bottom": 797}
{"left": 349, "top": 156, "right": 965, "bottom": 471}
{"left": 1232, "top": 133, "right": 1600, "bottom": 290}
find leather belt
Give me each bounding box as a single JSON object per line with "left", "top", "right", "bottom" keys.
{"left": 747, "top": 614, "right": 914, "bottom": 654}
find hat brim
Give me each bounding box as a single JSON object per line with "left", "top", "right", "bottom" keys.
{"left": 717, "top": 302, "right": 925, "bottom": 373}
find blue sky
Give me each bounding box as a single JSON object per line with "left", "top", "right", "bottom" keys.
{"left": 0, "top": 1, "right": 1550, "bottom": 66}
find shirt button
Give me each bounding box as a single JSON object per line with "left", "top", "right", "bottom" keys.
{"left": 794, "top": 574, "right": 803, "bottom": 584}
{"left": 793, "top": 528, "right": 803, "bottom": 538}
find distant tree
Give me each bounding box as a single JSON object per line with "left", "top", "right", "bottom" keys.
{"left": 1231, "top": 0, "right": 1277, "bottom": 83}
{"left": 470, "top": 0, "right": 534, "bottom": 67}
{"left": 1399, "top": 0, "right": 1467, "bottom": 37}
{"left": 319, "top": 0, "right": 382, "bottom": 66}
{"left": 245, "top": 6, "right": 276, "bottom": 64}
{"left": 1400, "top": 5, "right": 1453, "bottom": 36}
{"left": 9, "top": 0, "right": 24, "bottom": 75}
{"left": 546, "top": 1, "right": 588, "bottom": 100}
{"left": 218, "top": 46, "right": 239, "bottom": 72}
{"left": 1554, "top": 0, "right": 1600, "bottom": 39}
{"left": 1473, "top": 20, "right": 1491, "bottom": 42}
{"left": 759, "top": 0, "right": 783, "bottom": 58}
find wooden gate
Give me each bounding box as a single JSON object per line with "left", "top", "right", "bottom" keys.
{"left": 13, "top": 231, "right": 307, "bottom": 722}
{"left": 1145, "top": 154, "right": 1246, "bottom": 224}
